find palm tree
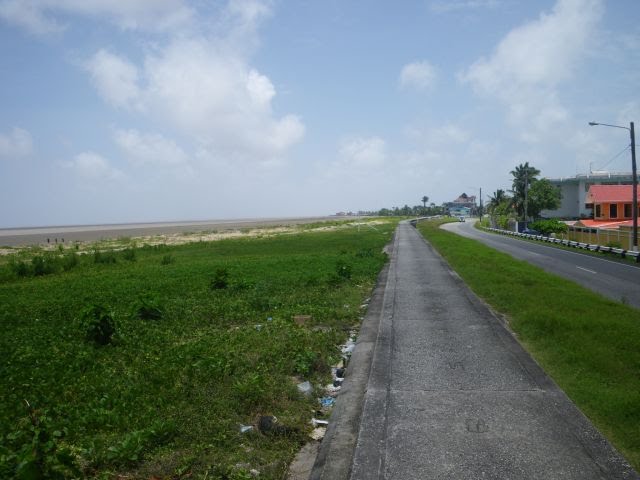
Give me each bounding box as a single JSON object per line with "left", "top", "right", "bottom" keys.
{"left": 487, "top": 189, "right": 514, "bottom": 215}
{"left": 510, "top": 162, "right": 540, "bottom": 220}
{"left": 421, "top": 196, "right": 429, "bottom": 208}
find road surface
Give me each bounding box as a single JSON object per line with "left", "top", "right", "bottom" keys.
{"left": 442, "top": 220, "right": 640, "bottom": 310}
{"left": 312, "top": 221, "right": 638, "bottom": 479}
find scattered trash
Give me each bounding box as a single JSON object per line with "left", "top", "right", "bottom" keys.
{"left": 310, "top": 427, "right": 326, "bottom": 440}
{"left": 254, "top": 324, "right": 263, "bottom": 331}
{"left": 258, "top": 415, "right": 298, "bottom": 436}
{"left": 341, "top": 341, "right": 355, "bottom": 355}
{"left": 311, "top": 418, "right": 329, "bottom": 427}
{"left": 297, "top": 380, "right": 312, "bottom": 396}
{"left": 250, "top": 468, "right": 260, "bottom": 477}
{"left": 267, "top": 317, "right": 273, "bottom": 322}
{"left": 319, "top": 397, "right": 335, "bottom": 408}
{"left": 333, "top": 379, "right": 343, "bottom": 387}
{"left": 239, "top": 424, "right": 254, "bottom": 433}
{"left": 327, "top": 384, "right": 341, "bottom": 393}
{"left": 335, "top": 367, "right": 345, "bottom": 378}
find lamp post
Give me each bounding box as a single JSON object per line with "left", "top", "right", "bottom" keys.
{"left": 589, "top": 121, "right": 637, "bottom": 251}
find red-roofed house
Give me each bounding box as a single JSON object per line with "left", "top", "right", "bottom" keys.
{"left": 585, "top": 184, "right": 637, "bottom": 221}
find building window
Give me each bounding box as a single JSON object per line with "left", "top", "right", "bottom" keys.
{"left": 610, "top": 204, "right": 618, "bottom": 218}
{"left": 595, "top": 204, "right": 601, "bottom": 217}
{"left": 624, "top": 203, "right": 632, "bottom": 218}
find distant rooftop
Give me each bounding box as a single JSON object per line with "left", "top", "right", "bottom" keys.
{"left": 546, "top": 171, "right": 633, "bottom": 183}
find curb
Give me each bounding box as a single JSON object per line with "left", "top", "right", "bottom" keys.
{"left": 309, "top": 232, "right": 397, "bottom": 480}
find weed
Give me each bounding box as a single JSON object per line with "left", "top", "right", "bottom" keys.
{"left": 335, "top": 260, "right": 352, "bottom": 280}
{"left": 80, "top": 304, "right": 116, "bottom": 346}
{"left": 210, "top": 267, "right": 229, "bottom": 290}
{"left": 93, "top": 249, "right": 117, "bottom": 265}
{"left": 160, "top": 254, "right": 174, "bottom": 265}
{"left": 0, "top": 401, "right": 81, "bottom": 479}
{"left": 133, "top": 294, "right": 164, "bottom": 320}
{"left": 122, "top": 247, "right": 137, "bottom": 262}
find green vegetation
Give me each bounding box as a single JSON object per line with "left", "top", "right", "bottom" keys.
{"left": 417, "top": 219, "right": 640, "bottom": 470}
{"left": 0, "top": 220, "right": 395, "bottom": 479}
{"left": 529, "top": 218, "right": 568, "bottom": 236}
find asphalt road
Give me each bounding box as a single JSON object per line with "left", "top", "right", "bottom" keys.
{"left": 441, "top": 220, "right": 640, "bottom": 310}
{"left": 313, "top": 222, "right": 637, "bottom": 479}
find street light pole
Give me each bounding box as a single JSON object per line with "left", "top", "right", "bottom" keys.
{"left": 589, "top": 121, "right": 638, "bottom": 251}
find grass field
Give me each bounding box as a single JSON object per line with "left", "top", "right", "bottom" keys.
{"left": 0, "top": 220, "right": 396, "bottom": 479}
{"left": 416, "top": 219, "right": 640, "bottom": 471}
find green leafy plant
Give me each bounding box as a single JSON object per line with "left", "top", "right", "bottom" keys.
{"left": 530, "top": 218, "right": 568, "bottom": 236}
{"left": 335, "top": 260, "right": 352, "bottom": 280}
{"left": 80, "top": 304, "right": 116, "bottom": 346}
{"left": 160, "top": 254, "right": 174, "bottom": 265}
{"left": 133, "top": 294, "right": 164, "bottom": 320}
{"left": 121, "top": 248, "right": 137, "bottom": 262}
{"left": 1, "top": 401, "right": 81, "bottom": 480}
{"left": 210, "top": 268, "right": 229, "bottom": 290}
{"left": 93, "top": 249, "right": 117, "bottom": 265}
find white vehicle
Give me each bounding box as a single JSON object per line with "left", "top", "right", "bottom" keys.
{"left": 458, "top": 216, "right": 466, "bottom": 222}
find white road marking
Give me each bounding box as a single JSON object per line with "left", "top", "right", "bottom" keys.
{"left": 576, "top": 266, "right": 597, "bottom": 274}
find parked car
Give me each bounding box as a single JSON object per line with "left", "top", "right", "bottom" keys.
{"left": 522, "top": 228, "right": 540, "bottom": 235}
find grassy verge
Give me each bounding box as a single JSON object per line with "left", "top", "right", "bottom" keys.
{"left": 0, "top": 220, "right": 396, "bottom": 479}
{"left": 416, "top": 219, "right": 640, "bottom": 470}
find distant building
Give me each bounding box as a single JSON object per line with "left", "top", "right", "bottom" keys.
{"left": 445, "top": 193, "right": 477, "bottom": 216}
{"left": 541, "top": 171, "right": 634, "bottom": 218}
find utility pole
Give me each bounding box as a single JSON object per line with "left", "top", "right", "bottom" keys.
{"left": 589, "top": 121, "right": 637, "bottom": 251}
{"left": 479, "top": 187, "right": 483, "bottom": 220}
{"left": 631, "top": 122, "right": 637, "bottom": 251}
{"left": 524, "top": 169, "right": 528, "bottom": 226}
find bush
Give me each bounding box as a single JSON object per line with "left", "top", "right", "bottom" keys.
{"left": 93, "top": 249, "right": 117, "bottom": 264}
{"left": 530, "top": 218, "right": 568, "bottom": 236}
{"left": 32, "top": 254, "right": 57, "bottom": 276}
{"left": 62, "top": 252, "right": 79, "bottom": 271}
{"left": 121, "top": 247, "right": 137, "bottom": 262}
{"left": 210, "top": 268, "right": 229, "bottom": 290}
{"left": 134, "top": 294, "right": 164, "bottom": 320}
{"left": 80, "top": 304, "right": 117, "bottom": 346}
{"left": 335, "top": 260, "right": 352, "bottom": 280}
{"left": 9, "top": 257, "right": 30, "bottom": 277}
{"left": 160, "top": 254, "right": 174, "bottom": 265}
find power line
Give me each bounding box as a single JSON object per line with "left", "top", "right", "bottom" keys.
{"left": 595, "top": 143, "right": 631, "bottom": 171}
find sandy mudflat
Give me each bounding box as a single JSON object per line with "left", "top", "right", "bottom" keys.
{"left": 0, "top": 216, "right": 341, "bottom": 247}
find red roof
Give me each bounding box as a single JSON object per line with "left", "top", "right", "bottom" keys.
{"left": 575, "top": 219, "right": 633, "bottom": 229}
{"left": 585, "top": 184, "right": 634, "bottom": 203}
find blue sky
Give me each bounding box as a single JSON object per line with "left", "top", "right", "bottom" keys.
{"left": 1, "top": 0, "right": 639, "bottom": 227}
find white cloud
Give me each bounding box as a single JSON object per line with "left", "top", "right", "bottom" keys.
{"left": 114, "top": 129, "right": 188, "bottom": 167}
{"left": 86, "top": 50, "right": 141, "bottom": 110}
{"left": 0, "top": 0, "right": 64, "bottom": 34}
{"left": 0, "top": 127, "right": 33, "bottom": 158}
{"left": 0, "top": 0, "right": 192, "bottom": 34}
{"left": 399, "top": 61, "right": 437, "bottom": 92}
{"left": 461, "top": 0, "right": 603, "bottom": 137}
{"left": 67, "top": 151, "right": 124, "bottom": 181}
{"left": 430, "top": 0, "right": 502, "bottom": 14}
{"left": 87, "top": 35, "right": 303, "bottom": 163}
{"left": 339, "top": 136, "right": 387, "bottom": 169}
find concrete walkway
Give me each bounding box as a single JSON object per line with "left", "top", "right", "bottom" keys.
{"left": 312, "top": 222, "right": 638, "bottom": 479}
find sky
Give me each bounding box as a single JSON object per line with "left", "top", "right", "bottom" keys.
{"left": 1, "top": 0, "right": 639, "bottom": 227}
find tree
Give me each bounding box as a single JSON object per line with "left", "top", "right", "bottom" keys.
{"left": 487, "top": 189, "right": 509, "bottom": 213}
{"left": 526, "top": 179, "right": 561, "bottom": 219}
{"left": 510, "top": 162, "right": 541, "bottom": 220}
{"left": 421, "top": 196, "right": 429, "bottom": 208}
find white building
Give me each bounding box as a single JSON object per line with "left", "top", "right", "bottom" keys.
{"left": 542, "top": 172, "right": 634, "bottom": 218}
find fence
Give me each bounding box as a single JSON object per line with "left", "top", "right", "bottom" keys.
{"left": 567, "top": 226, "right": 638, "bottom": 251}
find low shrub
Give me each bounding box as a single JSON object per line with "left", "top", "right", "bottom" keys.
{"left": 80, "top": 304, "right": 116, "bottom": 346}
{"left": 133, "top": 294, "right": 164, "bottom": 320}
